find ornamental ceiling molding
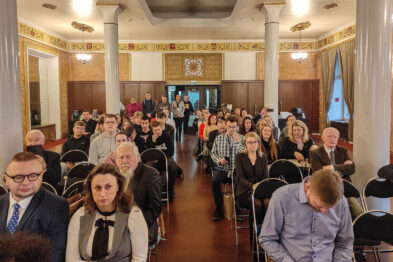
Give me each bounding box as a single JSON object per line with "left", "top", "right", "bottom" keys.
{"left": 17, "top": 19, "right": 355, "bottom": 54}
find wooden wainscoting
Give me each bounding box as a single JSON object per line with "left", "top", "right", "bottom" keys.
{"left": 67, "top": 81, "right": 166, "bottom": 118}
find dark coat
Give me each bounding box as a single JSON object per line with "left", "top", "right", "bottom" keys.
{"left": 279, "top": 137, "right": 315, "bottom": 160}
{"left": 43, "top": 149, "right": 61, "bottom": 190}
{"left": 0, "top": 187, "right": 69, "bottom": 262}
{"left": 310, "top": 145, "right": 355, "bottom": 179}
{"left": 234, "top": 153, "right": 269, "bottom": 197}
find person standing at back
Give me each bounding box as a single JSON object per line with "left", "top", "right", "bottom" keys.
{"left": 183, "top": 95, "right": 195, "bottom": 134}
{"left": 142, "top": 92, "right": 156, "bottom": 119}
{"left": 171, "top": 94, "right": 185, "bottom": 142}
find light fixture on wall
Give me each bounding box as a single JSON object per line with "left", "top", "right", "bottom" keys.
{"left": 290, "top": 21, "right": 311, "bottom": 63}
{"left": 72, "top": 21, "right": 94, "bottom": 64}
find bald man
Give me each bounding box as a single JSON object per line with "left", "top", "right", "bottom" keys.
{"left": 310, "top": 127, "right": 355, "bottom": 181}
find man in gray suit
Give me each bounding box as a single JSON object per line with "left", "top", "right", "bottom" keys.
{"left": 0, "top": 152, "right": 69, "bottom": 262}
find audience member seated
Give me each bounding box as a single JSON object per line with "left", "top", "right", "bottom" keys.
{"left": 310, "top": 127, "right": 355, "bottom": 181}
{"left": 103, "top": 132, "right": 129, "bottom": 165}
{"left": 121, "top": 118, "right": 131, "bottom": 131}
{"left": 139, "top": 116, "right": 153, "bottom": 138}
{"left": 217, "top": 108, "right": 224, "bottom": 120}
{"left": 156, "top": 111, "right": 175, "bottom": 139}
{"left": 259, "top": 124, "right": 280, "bottom": 164}
{"left": 90, "top": 116, "right": 105, "bottom": 143}
{"left": 115, "top": 113, "right": 122, "bottom": 128}
{"left": 278, "top": 114, "right": 296, "bottom": 149}
{"left": 280, "top": 120, "right": 318, "bottom": 161}
{"left": 240, "top": 108, "right": 248, "bottom": 119}
{"left": 205, "top": 119, "right": 227, "bottom": 172}
{"left": 255, "top": 118, "right": 269, "bottom": 133}
{"left": 88, "top": 114, "right": 118, "bottom": 164}
{"left": 146, "top": 121, "right": 178, "bottom": 201}
{"left": 81, "top": 110, "right": 97, "bottom": 138}
{"left": 203, "top": 114, "right": 218, "bottom": 143}
{"left": 263, "top": 115, "right": 280, "bottom": 141}
{"left": 132, "top": 111, "right": 143, "bottom": 134}
{"left": 142, "top": 91, "right": 156, "bottom": 118}
{"left": 0, "top": 231, "right": 52, "bottom": 262}
{"left": 233, "top": 107, "right": 241, "bottom": 118}
{"left": 235, "top": 132, "right": 269, "bottom": 244}
{"left": 116, "top": 142, "right": 162, "bottom": 245}
{"left": 25, "top": 130, "right": 61, "bottom": 190}
{"left": 259, "top": 169, "right": 354, "bottom": 261}
{"left": 1, "top": 152, "right": 69, "bottom": 262}
{"left": 163, "top": 109, "right": 176, "bottom": 131}
{"left": 253, "top": 106, "right": 269, "bottom": 124}
{"left": 66, "top": 164, "right": 148, "bottom": 262}
{"left": 126, "top": 97, "right": 142, "bottom": 118}
{"left": 239, "top": 115, "right": 256, "bottom": 136}
{"left": 156, "top": 95, "right": 171, "bottom": 113}
{"left": 210, "top": 115, "right": 245, "bottom": 221}
{"left": 61, "top": 120, "right": 90, "bottom": 156}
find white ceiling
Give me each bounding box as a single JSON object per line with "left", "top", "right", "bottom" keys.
{"left": 16, "top": 0, "right": 357, "bottom": 41}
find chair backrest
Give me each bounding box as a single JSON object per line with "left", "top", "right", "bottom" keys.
{"left": 141, "top": 148, "right": 167, "bottom": 163}
{"left": 63, "top": 180, "right": 85, "bottom": 199}
{"left": 362, "top": 178, "right": 393, "bottom": 210}
{"left": 41, "top": 182, "right": 58, "bottom": 195}
{"left": 269, "top": 160, "right": 303, "bottom": 184}
{"left": 68, "top": 162, "right": 96, "bottom": 179}
{"left": 0, "top": 185, "right": 7, "bottom": 196}
{"left": 343, "top": 180, "right": 361, "bottom": 198}
{"left": 353, "top": 210, "right": 393, "bottom": 244}
{"left": 253, "top": 178, "right": 288, "bottom": 201}
{"left": 60, "top": 149, "right": 88, "bottom": 163}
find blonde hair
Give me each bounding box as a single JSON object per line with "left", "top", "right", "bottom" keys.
{"left": 241, "top": 132, "right": 263, "bottom": 157}
{"left": 288, "top": 120, "right": 309, "bottom": 143}
{"left": 133, "top": 111, "right": 143, "bottom": 119}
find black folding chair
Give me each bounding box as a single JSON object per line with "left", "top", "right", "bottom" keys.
{"left": 0, "top": 185, "right": 7, "bottom": 196}
{"left": 252, "top": 178, "right": 288, "bottom": 262}
{"left": 141, "top": 148, "right": 169, "bottom": 213}
{"left": 60, "top": 149, "right": 88, "bottom": 163}
{"left": 362, "top": 177, "right": 393, "bottom": 211}
{"left": 353, "top": 210, "right": 393, "bottom": 262}
{"left": 231, "top": 173, "right": 250, "bottom": 246}
{"left": 63, "top": 180, "right": 85, "bottom": 199}
{"left": 269, "top": 159, "right": 303, "bottom": 184}
{"left": 42, "top": 182, "right": 58, "bottom": 195}
{"left": 62, "top": 162, "right": 95, "bottom": 196}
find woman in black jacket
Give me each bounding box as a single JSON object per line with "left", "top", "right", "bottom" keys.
{"left": 234, "top": 131, "right": 268, "bottom": 246}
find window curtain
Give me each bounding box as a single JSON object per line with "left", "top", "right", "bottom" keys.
{"left": 321, "top": 48, "right": 337, "bottom": 131}
{"left": 338, "top": 40, "right": 355, "bottom": 141}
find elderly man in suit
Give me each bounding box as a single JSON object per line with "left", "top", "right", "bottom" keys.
{"left": 0, "top": 152, "right": 69, "bottom": 262}
{"left": 310, "top": 127, "right": 355, "bottom": 181}
{"left": 25, "top": 129, "right": 61, "bottom": 191}
{"left": 116, "top": 142, "right": 162, "bottom": 245}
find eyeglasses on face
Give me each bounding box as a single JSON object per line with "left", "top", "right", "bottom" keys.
{"left": 4, "top": 171, "right": 44, "bottom": 183}
{"left": 246, "top": 140, "right": 259, "bottom": 145}
{"left": 104, "top": 121, "right": 117, "bottom": 125}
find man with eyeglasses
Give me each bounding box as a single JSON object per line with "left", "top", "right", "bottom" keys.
{"left": 89, "top": 114, "right": 118, "bottom": 164}
{"left": 210, "top": 115, "right": 245, "bottom": 221}
{"left": 0, "top": 152, "right": 69, "bottom": 262}
{"left": 116, "top": 142, "right": 161, "bottom": 246}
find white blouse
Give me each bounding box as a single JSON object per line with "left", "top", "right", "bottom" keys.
{"left": 66, "top": 206, "right": 148, "bottom": 262}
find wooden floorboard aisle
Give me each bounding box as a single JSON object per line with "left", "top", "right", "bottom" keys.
{"left": 157, "top": 135, "right": 251, "bottom": 262}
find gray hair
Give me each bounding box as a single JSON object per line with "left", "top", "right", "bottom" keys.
{"left": 26, "top": 129, "right": 45, "bottom": 141}
{"left": 116, "top": 141, "right": 139, "bottom": 156}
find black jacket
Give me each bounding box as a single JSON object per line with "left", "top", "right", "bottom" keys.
{"left": 0, "top": 187, "right": 69, "bottom": 262}
{"left": 235, "top": 153, "right": 269, "bottom": 197}
{"left": 61, "top": 135, "right": 90, "bottom": 155}
{"left": 146, "top": 133, "right": 174, "bottom": 158}
{"left": 280, "top": 137, "right": 315, "bottom": 160}
{"left": 82, "top": 119, "right": 97, "bottom": 136}
{"left": 207, "top": 129, "right": 220, "bottom": 151}
{"left": 183, "top": 101, "right": 194, "bottom": 116}
{"left": 142, "top": 99, "right": 156, "bottom": 116}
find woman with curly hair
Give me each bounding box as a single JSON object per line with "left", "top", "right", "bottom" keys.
{"left": 239, "top": 115, "right": 256, "bottom": 136}
{"left": 66, "top": 163, "right": 148, "bottom": 262}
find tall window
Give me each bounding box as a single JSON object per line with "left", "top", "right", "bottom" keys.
{"left": 327, "top": 54, "right": 350, "bottom": 121}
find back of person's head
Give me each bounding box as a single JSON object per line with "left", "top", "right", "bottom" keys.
{"left": 0, "top": 231, "right": 52, "bottom": 262}
{"left": 124, "top": 125, "right": 136, "bottom": 138}
{"left": 74, "top": 120, "right": 86, "bottom": 127}
{"left": 309, "top": 169, "right": 344, "bottom": 206}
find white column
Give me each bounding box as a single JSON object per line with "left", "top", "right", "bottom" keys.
{"left": 353, "top": 0, "right": 392, "bottom": 211}
{"left": 99, "top": 4, "right": 123, "bottom": 114}
{"left": 262, "top": 2, "right": 285, "bottom": 124}
{"left": 0, "top": 0, "right": 23, "bottom": 174}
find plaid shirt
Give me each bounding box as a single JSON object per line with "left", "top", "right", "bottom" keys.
{"left": 211, "top": 132, "right": 245, "bottom": 178}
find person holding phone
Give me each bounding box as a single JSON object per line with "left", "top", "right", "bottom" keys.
{"left": 210, "top": 115, "right": 245, "bottom": 221}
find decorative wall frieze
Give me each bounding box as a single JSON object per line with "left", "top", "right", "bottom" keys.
{"left": 316, "top": 25, "right": 356, "bottom": 51}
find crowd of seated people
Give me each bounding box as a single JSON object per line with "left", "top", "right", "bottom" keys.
{"left": 0, "top": 96, "right": 362, "bottom": 261}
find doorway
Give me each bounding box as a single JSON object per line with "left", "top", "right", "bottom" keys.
{"left": 166, "top": 85, "right": 221, "bottom": 126}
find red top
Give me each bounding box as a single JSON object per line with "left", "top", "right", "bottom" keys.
{"left": 126, "top": 103, "right": 142, "bottom": 117}
{"left": 198, "top": 122, "right": 205, "bottom": 140}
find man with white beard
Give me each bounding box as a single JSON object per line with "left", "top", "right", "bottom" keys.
{"left": 116, "top": 142, "right": 162, "bottom": 245}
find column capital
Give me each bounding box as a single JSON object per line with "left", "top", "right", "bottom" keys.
{"left": 261, "top": 2, "right": 286, "bottom": 23}
{"left": 98, "top": 4, "right": 123, "bottom": 24}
